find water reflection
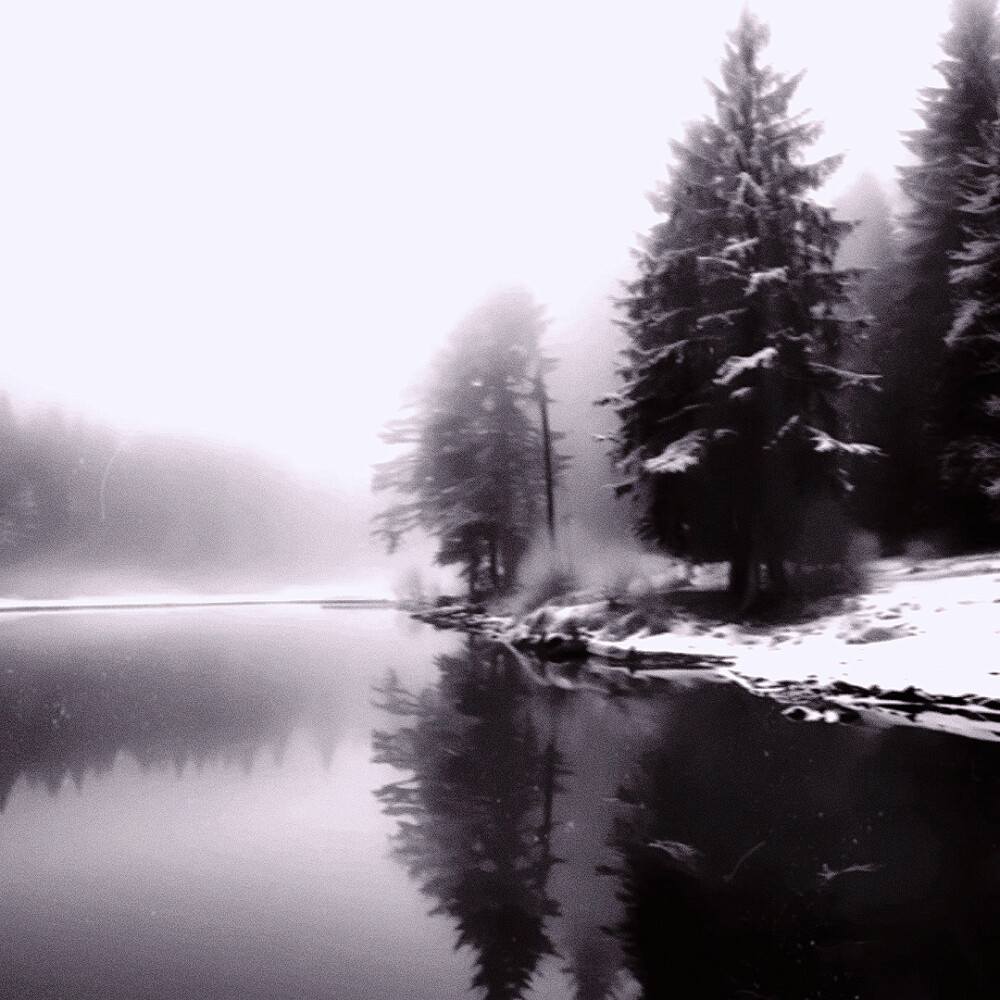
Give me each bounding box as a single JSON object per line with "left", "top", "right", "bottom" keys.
{"left": 375, "top": 639, "right": 1000, "bottom": 1000}
{"left": 1, "top": 608, "right": 474, "bottom": 1000}
{"left": 373, "top": 638, "right": 563, "bottom": 999}
{"left": 606, "top": 680, "right": 1000, "bottom": 998}
{"left": 0, "top": 626, "right": 349, "bottom": 811}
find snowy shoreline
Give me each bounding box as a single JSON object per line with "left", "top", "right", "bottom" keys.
{"left": 415, "top": 552, "right": 1000, "bottom": 740}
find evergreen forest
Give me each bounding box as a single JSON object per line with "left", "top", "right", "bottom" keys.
{"left": 376, "top": 1, "right": 1000, "bottom": 613}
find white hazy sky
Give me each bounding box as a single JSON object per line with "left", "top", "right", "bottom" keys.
{"left": 0, "top": 1, "right": 953, "bottom": 486}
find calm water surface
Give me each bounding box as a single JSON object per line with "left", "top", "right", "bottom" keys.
{"left": 2, "top": 607, "right": 1000, "bottom": 999}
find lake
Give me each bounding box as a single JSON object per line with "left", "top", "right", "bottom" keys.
{"left": 2, "top": 606, "right": 999, "bottom": 999}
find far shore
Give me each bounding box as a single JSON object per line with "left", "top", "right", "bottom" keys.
{"left": 0, "top": 595, "right": 394, "bottom": 614}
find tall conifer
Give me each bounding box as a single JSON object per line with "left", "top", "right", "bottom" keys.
{"left": 611, "top": 11, "right": 873, "bottom": 611}
{"left": 373, "top": 289, "right": 563, "bottom": 595}
{"left": 939, "top": 118, "right": 1000, "bottom": 540}
{"left": 893, "top": 0, "right": 1000, "bottom": 538}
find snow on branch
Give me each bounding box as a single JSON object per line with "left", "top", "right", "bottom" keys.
{"left": 643, "top": 430, "right": 708, "bottom": 474}
{"left": 696, "top": 308, "right": 745, "bottom": 330}
{"left": 656, "top": 402, "right": 709, "bottom": 427}
{"left": 806, "top": 361, "right": 881, "bottom": 390}
{"left": 697, "top": 253, "right": 741, "bottom": 273}
{"left": 714, "top": 346, "right": 777, "bottom": 386}
{"left": 767, "top": 414, "right": 801, "bottom": 448}
{"left": 637, "top": 305, "right": 692, "bottom": 328}
{"left": 744, "top": 267, "right": 788, "bottom": 297}
{"left": 807, "top": 427, "right": 883, "bottom": 458}
{"left": 634, "top": 340, "right": 690, "bottom": 365}
{"left": 632, "top": 337, "right": 721, "bottom": 369}
{"left": 945, "top": 299, "right": 982, "bottom": 348}
{"left": 719, "top": 236, "right": 759, "bottom": 259}
{"left": 731, "top": 171, "right": 765, "bottom": 207}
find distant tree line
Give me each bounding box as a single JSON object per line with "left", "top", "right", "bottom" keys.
{"left": 0, "top": 394, "right": 346, "bottom": 592}
{"left": 375, "top": 0, "right": 1000, "bottom": 611}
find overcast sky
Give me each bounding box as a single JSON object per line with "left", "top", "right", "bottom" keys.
{"left": 0, "top": 1, "right": 953, "bottom": 486}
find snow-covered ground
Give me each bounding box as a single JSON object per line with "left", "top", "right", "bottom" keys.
{"left": 504, "top": 553, "right": 1000, "bottom": 741}
{"left": 718, "top": 557, "right": 1000, "bottom": 699}
{"left": 523, "top": 555, "right": 996, "bottom": 691}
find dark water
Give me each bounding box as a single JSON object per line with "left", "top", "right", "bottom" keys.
{"left": 2, "top": 609, "right": 1000, "bottom": 999}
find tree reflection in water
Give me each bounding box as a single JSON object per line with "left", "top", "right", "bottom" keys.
{"left": 606, "top": 679, "right": 1000, "bottom": 999}
{"left": 372, "top": 638, "right": 564, "bottom": 1000}
{"left": 0, "top": 627, "right": 354, "bottom": 811}
{"left": 375, "top": 641, "right": 1000, "bottom": 1000}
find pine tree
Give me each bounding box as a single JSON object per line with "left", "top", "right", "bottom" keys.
{"left": 610, "top": 12, "right": 873, "bottom": 612}
{"left": 373, "top": 288, "right": 563, "bottom": 596}
{"left": 939, "top": 117, "right": 1000, "bottom": 541}
{"left": 894, "top": 0, "right": 1000, "bottom": 538}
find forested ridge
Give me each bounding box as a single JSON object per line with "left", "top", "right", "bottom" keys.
{"left": 0, "top": 393, "right": 353, "bottom": 594}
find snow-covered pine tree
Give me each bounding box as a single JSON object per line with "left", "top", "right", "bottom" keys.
{"left": 373, "top": 288, "right": 563, "bottom": 596}
{"left": 894, "top": 0, "right": 1000, "bottom": 537}
{"left": 939, "top": 116, "right": 1000, "bottom": 542}
{"left": 610, "top": 11, "right": 874, "bottom": 612}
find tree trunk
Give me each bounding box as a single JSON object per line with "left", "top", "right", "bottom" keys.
{"left": 730, "top": 501, "right": 765, "bottom": 617}
{"left": 764, "top": 519, "right": 789, "bottom": 598}
{"left": 466, "top": 554, "right": 478, "bottom": 601}
{"left": 535, "top": 372, "right": 557, "bottom": 547}
{"left": 728, "top": 522, "right": 748, "bottom": 597}
{"left": 738, "top": 529, "right": 763, "bottom": 617}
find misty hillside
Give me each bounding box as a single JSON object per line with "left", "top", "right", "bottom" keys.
{"left": 0, "top": 393, "right": 370, "bottom": 597}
